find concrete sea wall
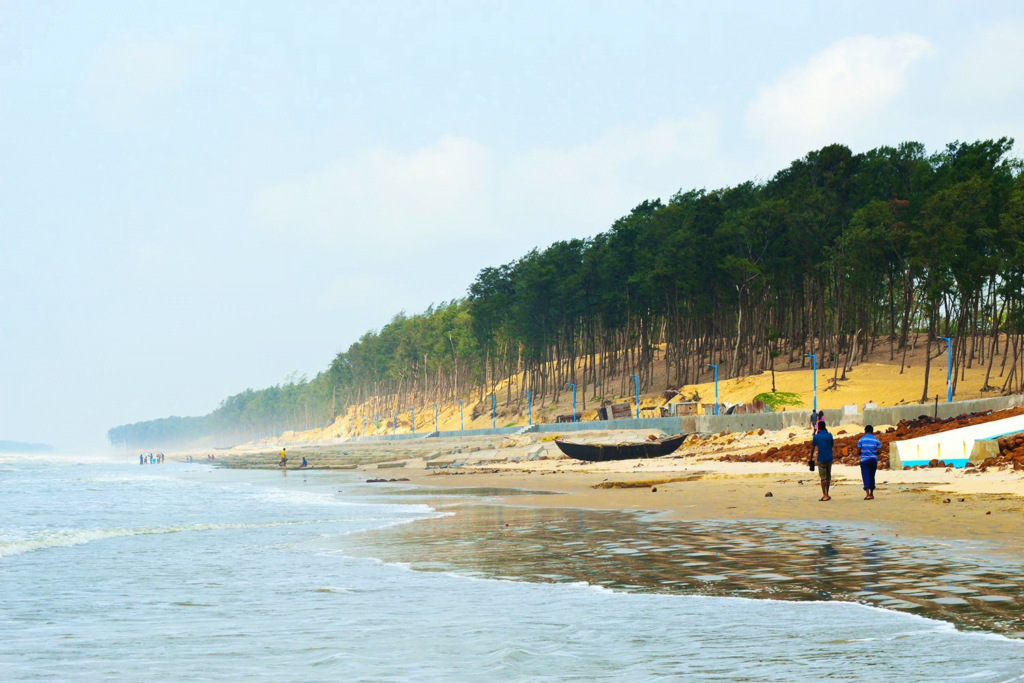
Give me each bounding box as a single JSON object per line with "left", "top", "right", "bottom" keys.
{"left": 339, "top": 394, "right": 1024, "bottom": 448}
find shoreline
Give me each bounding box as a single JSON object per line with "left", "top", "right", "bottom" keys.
{"left": 159, "top": 447, "right": 1024, "bottom": 637}
{"left": 208, "top": 426, "right": 1024, "bottom": 555}
{"left": 337, "top": 474, "right": 1024, "bottom": 639}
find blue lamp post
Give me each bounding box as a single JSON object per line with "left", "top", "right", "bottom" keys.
{"left": 375, "top": 413, "right": 379, "bottom": 434}
{"left": 491, "top": 395, "right": 496, "bottom": 429}
{"left": 434, "top": 404, "right": 439, "bottom": 433}
{"left": 391, "top": 410, "right": 396, "bottom": 435}
{"left": 526, "top": 391, "right": 533, "bottom": 426}
{"left": 708, "top": 364, "right": 719, "bottom": 416}
{"left": 411, "top": 408, "right": 415, "bottom": 434}
{"left": 631, "top": 373, "right": 640, "bottom": 419}
{"left": 939, "top": 336, "right": 953, "bottom": 403}
{"left": 806, "top": 354, "right": 818, "bottom": 412}
{"left": 567, "top": 383, "right": 577, "bottom": 422}
{"left": 459, "top": 400, "right": 464, "bottom": 431}
{"left": 362, "top": 416, "right": 366, "bottom": 436}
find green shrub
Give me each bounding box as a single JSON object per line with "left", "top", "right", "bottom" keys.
{"left": 754, "top": 391, "right": 803, "bottom": 410}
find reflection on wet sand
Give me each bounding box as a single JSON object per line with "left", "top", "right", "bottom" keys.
{"left": 342, "top": 503, "right": 1024, "bottom": 638}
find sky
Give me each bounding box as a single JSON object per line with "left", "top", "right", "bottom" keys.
{"left": 3, "top": 1, "right": 1024, "bottom": 450}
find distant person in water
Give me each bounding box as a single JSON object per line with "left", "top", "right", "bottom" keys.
{"left": 809, "top": 420, "right": 834, "bottom": 501}
{"left": 301, "top": 457, "right": 308, "bottom": 468}
{"left": 856, "top": 425, "right": 882, "bottom": 500}
{"left": 279, "top": 448, "right": 287, "bottom": 467}
{"left": 140, "top": 454, "right": 144, "bottom": 465}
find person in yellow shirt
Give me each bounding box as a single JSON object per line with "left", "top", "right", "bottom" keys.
{"left": 279, "top": 448, "right": 287, "bottom": 467}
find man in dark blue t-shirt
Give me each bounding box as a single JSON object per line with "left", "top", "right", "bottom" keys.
{"left": 809, "top": 420, "right": 834, "bottom": 501}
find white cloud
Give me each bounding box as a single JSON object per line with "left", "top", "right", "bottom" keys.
{"left": 251, "top": 114, "right": 724, "bottom": 251}
{"left": 85, "top": 30, "right": 207, "bottom": 125}
{"left": 746, "top": 34, "right": 932, "bottom": 162}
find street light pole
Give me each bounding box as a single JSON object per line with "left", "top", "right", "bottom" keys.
{"left": 375, "top": 413, "right": 379, "bottom": 435}
{"left": 392, "top": 410, "right": 395, "bottom": 435}
{"left": 491, "top": 395, "right": 496, "bottom": 429}
{"left": 567, "top": 383, "right": 576, "bottom": 422}
{"left": 459, "top": 400, "right": 464, "bottom": 431}
{"left": 526, "top": 391, "right": 532, "bottom": 426}
{"left": 939, "top": 336, "right": 953, "bottom": 403}
{"left": 631, "top": 374, "right": 640, "bottom": 419}
{"left": 708, "top": 365, "right": 719, "bottom": 416}
{"left": 434, "top": 404, "right": 438, "bottom": 433}
{"left": 411, "top": 408, "right": 415, "bottom": 434}
{"left": 805, "top": 354, "right": 818, "bottom": 412}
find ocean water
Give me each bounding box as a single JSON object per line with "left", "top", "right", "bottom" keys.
{"left": 2, "top": 456, "right": 1024, "bottom": 681}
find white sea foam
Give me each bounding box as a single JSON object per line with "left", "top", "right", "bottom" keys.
{"left": 246, "top": 486, "right": 436, "bottom": 516}
{"left": 0, "top": 518, "right": 394, "bottom": 559}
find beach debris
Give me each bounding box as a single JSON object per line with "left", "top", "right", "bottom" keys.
{"left": 943, "top": 498, "right": 952, "bottom": 504}
{"left": 765, "top": 492, "right": 773, "bottom": 497}
{"left": 651, "top": 487, "right": 658, "bottom": 493}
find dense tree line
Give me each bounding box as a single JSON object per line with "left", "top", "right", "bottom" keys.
{"left": 109, "top": 139, "right": 1024, "bottom": 448}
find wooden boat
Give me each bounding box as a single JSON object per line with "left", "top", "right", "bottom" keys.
{"left": 554, "top": 434, "right": 688, "bottom": 462}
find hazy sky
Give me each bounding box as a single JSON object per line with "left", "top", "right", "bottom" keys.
{"left": 3, "top": 1, "right": 1024, "bottom": 449}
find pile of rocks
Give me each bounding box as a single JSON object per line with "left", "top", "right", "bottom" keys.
{"left": 976, "top": 432, "right": 1024, "bottom": 471}
{"left": 720, "top": 407, "right": 1024, "bottom": 470}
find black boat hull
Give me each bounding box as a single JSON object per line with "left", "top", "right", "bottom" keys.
{"left": 554, "top": 434, "right": 688, "bottom": 462}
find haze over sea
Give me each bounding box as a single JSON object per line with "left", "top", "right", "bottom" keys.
{"left": 3, "top": 455, "right": 1024, "bottom": 681}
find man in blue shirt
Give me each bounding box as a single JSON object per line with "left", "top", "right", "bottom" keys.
{"left": 809, "top": 420, "right": 834, "bottom": 501}
{"left": 856, "top": 425, "right": 882, "bottom": 500}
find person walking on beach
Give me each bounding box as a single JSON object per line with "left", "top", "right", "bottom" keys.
{"left": 809, "top": 420, "right": 834, "bottom": 501}
{"left": 809, "top": 410, "right": 824, "bottom": 433}
{"left": 856, "top": 425, "right": 882, "bottom": 500}
{"left": 279, "top": 448, "right": 287, "bottom": 467}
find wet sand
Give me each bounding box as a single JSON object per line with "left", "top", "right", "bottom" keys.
{"left": 402, "top": 463, "right": 1024, "bottom": 554}
{"left": 339, "top": 488, "right": 1024, "bottom": 638}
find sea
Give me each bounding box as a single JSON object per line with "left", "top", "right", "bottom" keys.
{"left": 3, "top": 454, "right": 1024, "bottom": 682}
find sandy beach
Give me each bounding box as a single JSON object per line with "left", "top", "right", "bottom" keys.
{"left": 210, "top": 422, "right": 1024, "bottom": 555}
{"left": 405, "top": 461, "right": 1024, "bottom": 553}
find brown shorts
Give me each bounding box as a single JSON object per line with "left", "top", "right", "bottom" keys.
{"left": 817, "top": 461, "right": 832, "bottom": 481}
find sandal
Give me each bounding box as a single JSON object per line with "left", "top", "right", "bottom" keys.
{"left": 819, "top": 496, "right": 831, "bottom": 502}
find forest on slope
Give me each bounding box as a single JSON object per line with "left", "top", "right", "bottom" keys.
{"left": 108, "top": 139, "right": 1024, "bottom": 448}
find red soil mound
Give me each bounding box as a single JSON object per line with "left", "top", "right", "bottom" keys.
{"left": 976, "top": 431, "right": 1024, "bottom": 471}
